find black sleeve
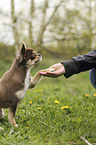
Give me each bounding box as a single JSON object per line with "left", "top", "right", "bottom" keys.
{"left": 61, "top": 49, "right": 96, "bottom": 78}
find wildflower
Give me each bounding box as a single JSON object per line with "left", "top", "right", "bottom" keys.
{"left": 36, "top": 96, "right": 38, "bottom": 99}
{"left": 85, "top": 94, "right": 89, "bottom": 97}
{"left": 94, "top": 94, "right": 96, "bottom": 97}
{"left": 34, "top": 90, "right": 38, "bottom": 93}
{"left": 37, "top": 107, "right": 42, "bottom": 110}
{"left": 29, "top": 101, "right": 32, "bottom": 104}
{"left": 26, "top": 127, "right": 29, "bottom": 129}
{"left": 61, "top": 106, "right": 69, "bottom": 110}
{"left": 54, "top": 100, "right": 60, "bottom": 104}
{"left": 84, "top": 107, "right": 89, "bottom": 110}
{"left": 34, "top": 89, "right": 43, "bottom": 93}
{"left": 39, "top": 89, "right": 43, "bottom": 92}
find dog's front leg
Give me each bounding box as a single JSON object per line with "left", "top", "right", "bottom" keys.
{"left": 29, "top": 71, "right": 42, "bottom": 88}
{"left": 0, "top": 108, "right": 4, "bottom": 119}
{"left": 9, "top": 105, "right": 18, "bottom": 127}
{"left": 29, "top": 68, "right": 55, "bottom": 88}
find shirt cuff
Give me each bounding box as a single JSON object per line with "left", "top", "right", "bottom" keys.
{"left": 61, "top": 60, "right": 79, "bottom": 78}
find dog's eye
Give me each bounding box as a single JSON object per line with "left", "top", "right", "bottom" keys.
{"left": 31, "top": 53, "right": 36, "bottom": 60}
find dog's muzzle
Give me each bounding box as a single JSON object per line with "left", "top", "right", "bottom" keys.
{"left": 35, "top": 53, "right": 42, "bottom": 63}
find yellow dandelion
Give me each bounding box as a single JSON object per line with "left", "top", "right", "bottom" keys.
{"left": 29, "top": 101, "right": 32, "bottom": 104}
{"left": 85, "top": 94, "right": 89, "bottom": 97}
{"left": 34, "top": 89, "right": 43, "bottom": 93}
{"left": 36, "top": 96, "right": 38, "bottom": 99}
{"left": 34, "top": 90, "right": 38, "bottom": 93}
{"left": 26, "top": 127, "right": 29, "bottom": 129}
{"left": 54, "top": 100, "right": 60, "bottom": 104}
{"left": 37, "top": 107, "right": 42, "bottom": 110}
{"left": 39, "top": 89, "right": 43, "bottom": 92}
{"left": 84, "top": 107, "right": 89, "bottom": 110}
{"left": 61, "top": 106, "right": 69, "bottom": 110}
{"left": 94, "top": 94, "right": 96, "bottom": 97}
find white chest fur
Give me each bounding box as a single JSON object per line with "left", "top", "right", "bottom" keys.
{"left": 16, "top": 69, "right": 30, "bottom": 100}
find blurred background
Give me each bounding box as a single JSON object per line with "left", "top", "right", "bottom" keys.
{"left": 0, "top": 0, "right": 96, "bottom": 62}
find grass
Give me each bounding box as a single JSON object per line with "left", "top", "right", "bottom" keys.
{"left": 0, "top": 58, "right": 96, "bottom": 145}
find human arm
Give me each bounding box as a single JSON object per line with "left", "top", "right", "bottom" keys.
{"left": 62, "top": 49, "right": 96, "bottom": 78}
{"left": 40, "top": 49, "right": 96, "bottom": 78}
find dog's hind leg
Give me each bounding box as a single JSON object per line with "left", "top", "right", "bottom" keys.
{"left": 9, "top": 104, "right": 18, "bottom": 127}
{"left": 0, "top": 108, "right": 4, "bottom": 119}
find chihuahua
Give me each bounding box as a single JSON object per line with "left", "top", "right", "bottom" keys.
{"left": 0, "top": 42, "right": 43, "bottom": 127}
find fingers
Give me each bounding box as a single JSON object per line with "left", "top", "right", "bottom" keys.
{"left": 40, "top": 71, "right": 58, "bottom": 78}
{"left": 39, "top": 63, "right": 65, "bottom": 78}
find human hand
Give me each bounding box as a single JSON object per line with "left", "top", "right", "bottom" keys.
{"left": 39, "top": 63, "right": 65, "bottom": 78}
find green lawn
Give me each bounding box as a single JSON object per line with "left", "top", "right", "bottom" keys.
{"left": 0, "top": 59, "right": 96, "bottom": 145}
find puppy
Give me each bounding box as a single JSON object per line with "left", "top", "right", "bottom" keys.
{"left": 0, "top": 42, "right": 43, "bottom": 127}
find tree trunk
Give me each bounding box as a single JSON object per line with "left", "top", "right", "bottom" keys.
{"left": 36, "top": 0, "right": 64, "bottom": 51}
{"left": 29, "top": 0, "right": 34, "bottom": 47}
{"left": 11, "top": 0, "right": 19, "bottom": 53}
{"left": 36, "top": 0, "right": 48, "bottom": 49}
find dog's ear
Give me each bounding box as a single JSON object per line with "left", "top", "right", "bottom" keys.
{"left": 20, "top": 41, "right": 26, "bottom": 55}
{"left": 16, "top": 42, "right": 26, "bottom": 64}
